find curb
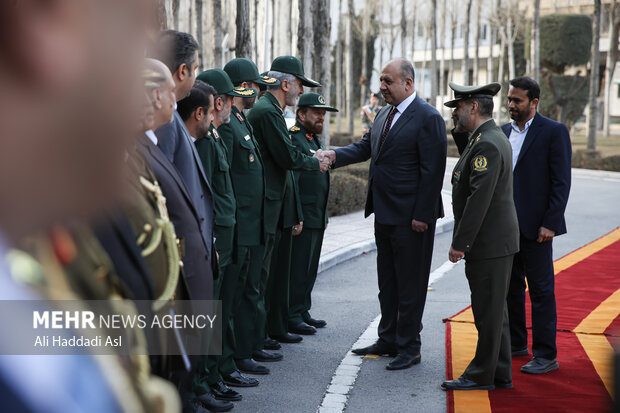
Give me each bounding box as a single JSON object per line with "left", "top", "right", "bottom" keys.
{"left": 318, "top": 217, "right": 455, "bottom": 274}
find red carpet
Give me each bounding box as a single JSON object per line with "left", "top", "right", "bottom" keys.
{"left": 445, "top": 228, "right": 620, "bottom": 413}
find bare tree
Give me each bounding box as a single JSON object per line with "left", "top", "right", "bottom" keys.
{"left": 401, "top": 0, "right": 407, "bottom": 57}
{"left": 410, "top": 0, "right": 418, "bottom": 62}
{"left": 195, "top": 0, "right": 204, "bottom": 70}
{"left": 336, "top": 0, "right": 343, "bottom": 132}
{"left": 473, "top": 0, "right": 482, "bottom": 83}
{"left": 587, "top": 0, "right": 602, "bottom": 150}
{"left": 346, "top": 0, "right": 354, "bottom": 133}
{"left": 213, "top": 0, "right": 223, "bottom": 68}
{"left": 360, "top": 3, "right": 371, "bottom": 108}
{"left": 439, "top": 0, "right": 447, "bottom": 112}
{"left": 297, "top": 0, "right": 314, "bottom": 74}
{"left": 603, "top": 0, "right": 619, "bottom": 136}
{"left": 487, "top": 0, "right": 498, "bottom": 83}
{"left": 531, "top": 0, "right": 541, "bottom": 82}
{"left": 449, "top": 0, "right": 457, "bottom": 88}
{"left": 430, "top": 0, "right": 438, "bottom": 106}
{"left": 235, "top": 0, "right": 252, "bottom": 58}
{"left": 313, "top": 0, "right": 332, "bottom": 144}
{"left": 462, "top": 0, "right": 473, "bottom": 84}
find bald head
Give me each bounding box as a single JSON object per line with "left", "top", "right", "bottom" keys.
{"left": 379, "top": 59, "right": 415, "bottom": 106}
{"left": 145, "top": 58, "right": 177, "bottom": 129}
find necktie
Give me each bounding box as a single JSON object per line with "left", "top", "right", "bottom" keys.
{"left": 380, "top": 106, "right": 398, "bottom": 149}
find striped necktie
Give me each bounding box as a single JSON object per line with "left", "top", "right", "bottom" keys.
{"left": 380, "top": 106, "right": 398, "bottom": 149}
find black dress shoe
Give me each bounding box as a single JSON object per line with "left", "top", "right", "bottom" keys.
{"left": 441, "top": 376, "right": 495, "bottom": 391}
{"left": 210, "top": 382, "right": 242, "bottom": 402}
{"left": 252, "top": 349, "right": 283, "bottom": 362}
{"left": 494, "top": 379, "right": 513, "bottom": 389}
{"left": 235, "top": 358, "right": 270, "bottom": 375}
{"left": 304, "top": 317, "right": 327, "bottom": 328}
{"left": 264, "top": 337, "right": 281, "bottom": 350}
{"left": 184, "top": 400, "right": 212, "bottom": 413}
{"left": 193, "top": 394, "right": 234, "bottom": 412}
{"left": 288, "top": 322, "right": 317, "bottom": 335}
{"left": 386, "top": 353, "right": 421, "bottom": 370}
{"left": 352, "top": 341, "right": 397, "bottom": 357}
{"left": 520, "top": 357, "right": 559, "bottom": 374}
{"left": 511, "top": 347, "right": 529, "bottom": 357}
{"left": 270, "top": 332, "right": 303, "bottom": 343}
{"left": 223, "top": 370, "right": 260, "bottom": 387}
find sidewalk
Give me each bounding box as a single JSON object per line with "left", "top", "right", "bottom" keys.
{"left": 318, "top": 158, "right": 458, "bottom": 273}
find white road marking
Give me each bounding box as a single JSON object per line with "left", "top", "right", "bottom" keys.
{"left": 317, "top": 260, "right": 461, "bottom": 413}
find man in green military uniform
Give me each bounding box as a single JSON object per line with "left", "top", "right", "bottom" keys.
{"left": 441, "top": 82, "right": 520, "bottom": 391}
{"left": 287, "top": 93, "right": 338, "bottom": 335}
{"left": 181, "top": 71, "right": 257, "bottom": 408}
{"left": 220, "top": 58, "right": 284, "bottom": 376}
{"left": 246, "top": 56, "right": 330, "bottom": 347}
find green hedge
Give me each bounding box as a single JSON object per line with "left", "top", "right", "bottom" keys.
{"left": 328, "top": 171, "right": 368, "bottom": 217}
{"left": 572, "top": 150, "right": 620, "bottom": 172}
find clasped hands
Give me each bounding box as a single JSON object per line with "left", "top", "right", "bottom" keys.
{"left": 313, "top": 149, "right": 337, "bottom": 173}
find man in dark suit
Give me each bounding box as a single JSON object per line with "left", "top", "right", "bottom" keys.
{"left": 442, "top": 82, "right": 520, "bottom": 391}
{"left": 324, "top": 58, "right": 447, "bottom": 370}
{"left": 141, "top": 59, "right": 232, "bottom": 413}
{"left": 502, "top": 77, "right": 572, "bottom": 375}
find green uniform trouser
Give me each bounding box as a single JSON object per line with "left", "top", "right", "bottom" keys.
{"left": 232, "top": 243, "right": 264, "bottom": 360}
{"left": 194, "top": 225, "right": 234, "bottom": 395}
{"left": 266, "top": 227, "right": 293, "bottom": 337}
{"left": 463, "top": 254, "right": 514, "bottom": 385}
{"left": 288, "top": 227, "right": 325, "bottom": 326}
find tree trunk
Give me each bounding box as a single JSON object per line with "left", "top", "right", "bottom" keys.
{"left": 235, "top": 0, "right": 252, "bottom": 58}
{"left": 195, "top": 0, "right": 203, "bottom": 70}
{"left": 587, "top": 0, "right": 601, "bottom": 150}
{"left": 410, "top": 0, "right": 417, "bottom": 62}
{"left": 401, "top": 0, "right": 407, "bottom": 58}
{"left": 336, "top": 0, "right": 343, "bottom": 132}
{"left": 506, "top": 1, "right": 516, "bottom": 81}
{"left": 346, "top": 0, "right": 354, "bottom": 134}
{"left": 497, "top": 35, "right": 506, "bottom": 121}
{"left": 449, "top": 1, "right": 456, "bottom": 91}
{"left": 531, "top": 0, "right": 540, "bottom": 82}
{"left": 313, "top": 0, "right": 331, "bottom": 144}
{"left": 439, "top": 0, "right": 447, "bottom": 113}
{"left": 213, "top": 0, "right": 223, "bottom": 68}
{"left": 297, "top": 0, "right": 314, "bottom": 75}
{"left": 473, "top": 0, "right": 482, "bottom": 83}
{"left": 430, "top": 0, "right": 438, "bottom": 106}
{"left": 488, "top": 0, "right": 498, "bottom": 83}
{"left": 360, "top": 5, "right": 369, "bottom": 108}
{"left": 462, "top": 0, "right": 473, "bottom": 84}
{"left": 603, "top": 0, "right": 619, "bottom": 136}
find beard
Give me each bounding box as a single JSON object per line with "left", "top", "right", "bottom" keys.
{"left": 307, "top": 121, "right": 324, "bottom": 135}
{"left": 285, "top": 83, "right": 301, "bottom": 107}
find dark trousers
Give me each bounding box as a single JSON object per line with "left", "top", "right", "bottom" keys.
{"left": 374, "top": 221, "right": 436, "bottom": 355}
{"left": 233, "top": 243, "right": 266, "bottom": 359}
{"left": 463, "top": 255, "right": 513, "bottom": 385}
{"left": 266, "top": 227, "right": 293, "bottom": 337}
{"left": 288, "top": 227, "right": 325, "bottom": 325}
{"left": 507, "top": 235, "right": 557, "bottom": 359}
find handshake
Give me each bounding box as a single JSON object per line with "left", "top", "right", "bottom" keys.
{"left": 313, "top": 149, "right": 337, "bottom": 173}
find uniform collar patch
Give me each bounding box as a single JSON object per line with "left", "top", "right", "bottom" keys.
{"left": 235, "top": 112, "right": 244, "bottom": 122}
{"left": 306, "top": 133, "right": 313, "bottom": 141}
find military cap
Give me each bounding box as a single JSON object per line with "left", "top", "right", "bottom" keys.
{"left": 270, "top": 56, "right": 321, "bottom": 87}
{"left": 224, "top": 58, "right": 280, "bottom": 86}
{"left": 444, "top": 82, "right": 501, "bottom": 108}
{"left": 297, "top": 93, "right": 338, "bottom": 112}
{"left": 196, "top": 69, "right": 257, "bottom": 98}
{"left": 142, "top": 68, "right": 165, "bottom": 89}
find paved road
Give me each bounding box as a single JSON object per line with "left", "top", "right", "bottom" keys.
{"left": 231, "top": 168, "right": 620, "bottom": 413}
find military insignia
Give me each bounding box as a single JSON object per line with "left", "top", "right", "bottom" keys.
{"left": 244, "top": 135, "right": 251, "bottom": 141}
{"left": 306, "top": 133, "right": 313, "bottom": 141}
{"left": 249, "top": 153, "right": 255, "bottom": 163}
{"left": 472, "top": 155, "right": 488, "bottom": 171}
{"left": 261, "top": 75, "right": 277, "bottom": 84}
{"left": 290, "top": 125, "right": 300, "bottom": 132}
{"left": 213, "top": 129, "right": 220, "bottom": 140}
{"left": 234, "top": 87, "right": 256, "bottom": 96}
{"left": 318, "top": 96, "right": 326, "bottom": 104}
{"left": 236, "top": 112, "right": 244, "bottom": 122}
{"left": 453, "top": 170, "right": 461, "bottom": 182}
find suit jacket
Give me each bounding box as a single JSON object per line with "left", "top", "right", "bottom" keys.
{"left": 136, "top": 134, "right": 214, "bottom": 300}
{"left": 334, "top": 94, "right": 447, "bottom": 226}
{"left": 451, "top": 119, "right": 520, "bottom": 260}
{"left": 501, "top": 113, "right": 572, "bottom": 240}
{"left": 156, "top": 111, "right": 215, "bottom": 257}
{"left": 218, "top": 106, "right": 265, "bottom": 246}
{"left": 290, "top": 122, "right": 329, "bottom": 229}
{"left": 246, "top": 92, "right": 320, "bottom": 234}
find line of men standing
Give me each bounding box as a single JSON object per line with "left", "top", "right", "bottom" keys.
{"left": 143, "top": 30, "right": 335, "bottom": 413}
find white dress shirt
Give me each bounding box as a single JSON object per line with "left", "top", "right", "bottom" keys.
{"left": 385, "top": 91, "right": 417, "bottom": 133}
{"left": 145, "top": 129, "right": 158, "bottom": 145}
{"left": 508, "top": 117, "right": 534, "bottom": 170}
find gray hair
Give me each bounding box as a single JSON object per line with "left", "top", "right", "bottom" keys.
{"left": 469, "top": 97, "right": 494, "bottom": 117}
{"left": 267, "top": 71, "right": 297, "bottom": 91}
{"left": 399, "top": 60, "right": 415, "bottom": 83}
